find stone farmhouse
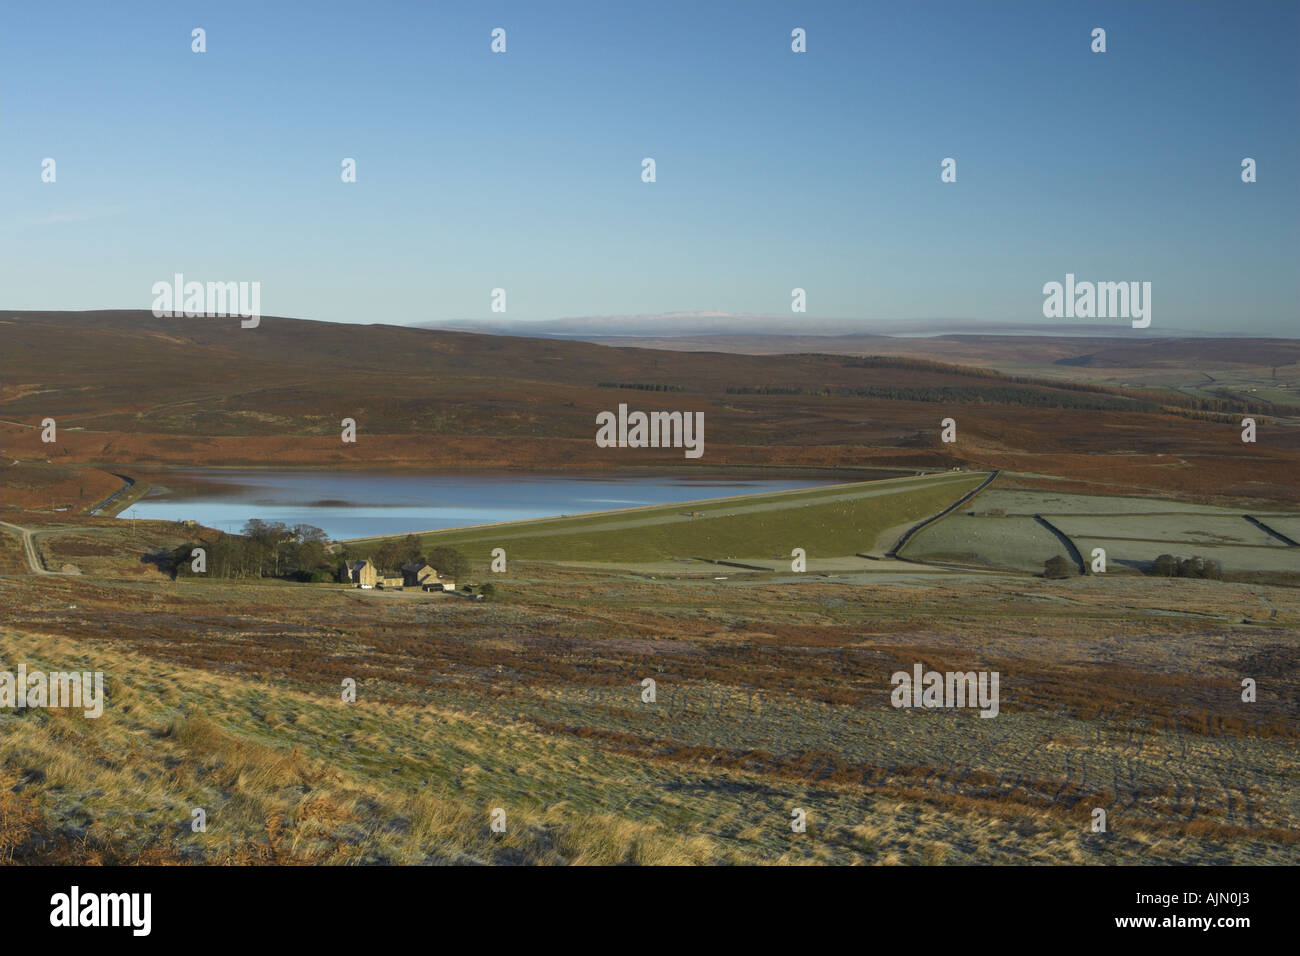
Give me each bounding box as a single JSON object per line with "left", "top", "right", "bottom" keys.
{"left": 402, "top": 561, "right": 456, "bottom": 591}
{"left": 342, "top": 559, "right": 377, "bottom": 588}
{"left": 340, "top": 558, "right": 454, "bottom": 591}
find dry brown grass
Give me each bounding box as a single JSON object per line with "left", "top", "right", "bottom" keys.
{"left": 2, "top": 557, "right": 1296, "bottom": 865}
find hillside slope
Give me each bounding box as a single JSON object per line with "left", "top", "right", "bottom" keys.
{"left": 2, "top": 311, "right": 1297, "bottom": 504}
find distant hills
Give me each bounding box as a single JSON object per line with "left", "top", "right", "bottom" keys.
{"left": 568, "top": 332, "right": 1300, "bottom": 369}
{"left": 415, "top": 313, "right": 1271, "bottom": 340}
{"left": 413, "top": 314, "right": 1300, "bottom": 378}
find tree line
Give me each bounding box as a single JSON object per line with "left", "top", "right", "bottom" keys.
{"left": 1148, "top": 554, "right": 1224, "bottom": 579}
{"left": 726, "top": 383, "right": 1153, "bottom": 412}
{"left": 169, "top": 520, "right": 335, "bottom": 581}
{"left": 597, "top": 382, "right": 686, "bottom": 392}
{"left": 167, "top": 524, "right": 473, "bottom": 583}
{"left": 1043, "top": 553, "right": 1225, "bottom": 580}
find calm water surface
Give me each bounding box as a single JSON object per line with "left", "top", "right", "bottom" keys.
{"left": 125, "top": 469, "right": 847, "bottom": 539}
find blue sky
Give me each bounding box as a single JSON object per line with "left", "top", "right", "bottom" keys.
{"left": 2, "top": 1, "right": 1296, "bottom": 334}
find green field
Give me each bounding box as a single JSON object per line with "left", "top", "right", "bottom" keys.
{"left": 899, "top": 487, "right": 1300, "bottom": 577}
{"left": 1070, "top": 537, "right": 1300, "bottom": 574}
{"left": 1049, "top": 514, "right": 1283, "bottom": 548}
{"left": 346, "top": 471, "right": 989, "bottom": 564}
{"left": 901, "top": 514, "right": 1074, "bottom": 572}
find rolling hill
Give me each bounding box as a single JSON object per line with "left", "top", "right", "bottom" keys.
{"left": 2, "top": 311, "right": 1298, "bottom": 506}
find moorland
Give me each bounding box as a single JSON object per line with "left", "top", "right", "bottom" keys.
{"left": 1, "top": 310, "right": 1296, "bottom": 864}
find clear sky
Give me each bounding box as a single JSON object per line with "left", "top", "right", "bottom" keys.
{"left": 2, "top": 1, "right": 1296, "bottom": 334}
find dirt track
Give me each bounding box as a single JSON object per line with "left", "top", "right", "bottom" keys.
{"left": 0, "top": 519, "right": 79, "bottom": 575}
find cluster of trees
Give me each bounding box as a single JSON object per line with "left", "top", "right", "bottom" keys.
{"left": 596, "top": 382, "right": 686, "bottom": 392}
{"left": 170, "top": 520, "right": 335, "bottom": 581}
{"left": 1044, "top": 553, "right": 1226, "bottom": 580}
{"left": 1149, "top": 554, "right": 1224, "bottom": 579}
{"left": 168, "top": 525, "right": 477, "bottom": 586}
{"left": 355, "top": 534, "right": 471, "bottom": 580}
{"left": 1208, "top": 388, "right": 1300, "bottom": 416}
{"left": 1043, "top": 556, "right": 1078, "bottom": 579}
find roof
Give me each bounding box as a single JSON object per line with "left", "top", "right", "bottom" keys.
{"left": 400, "top": 561, "right": 432, "bottom": 572}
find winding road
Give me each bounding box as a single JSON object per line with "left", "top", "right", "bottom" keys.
{"left": 0, "top": 519, "right": 67, "bottom": 575}
{"left": 87, "top": 473, "right": 136, "bottom": 516}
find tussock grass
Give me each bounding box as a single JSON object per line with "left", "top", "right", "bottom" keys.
{"left": 3, "top": 562, "right": 1297, "bottom": 865}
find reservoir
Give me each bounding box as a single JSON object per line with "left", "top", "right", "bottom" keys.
{"left": 123, "top": 469, "right": 855, "bottom": 540}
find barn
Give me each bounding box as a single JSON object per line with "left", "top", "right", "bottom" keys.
{"left": 401, "top": 562, "right": 438, "bottom": 588}
{"left": 342, "top": 559, "right": 378, "bottom": 589}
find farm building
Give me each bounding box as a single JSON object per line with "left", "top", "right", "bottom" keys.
{"left": 342, "top": 559, "right": 377, "bottom": 589}
{"left": 401, "top": 562, "right": 438, "bottom": 587}
{"left": 378, "top": 575, "right": 404, "bottom": 589}
{"left": 403, "top": 560, "right": 456, "bottom": 591}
